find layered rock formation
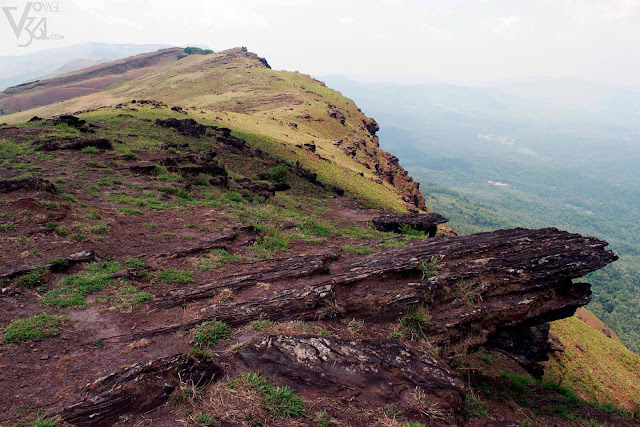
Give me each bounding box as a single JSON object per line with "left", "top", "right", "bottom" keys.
{"left": 51, "top": 227, "right": 615, "bottom": 425}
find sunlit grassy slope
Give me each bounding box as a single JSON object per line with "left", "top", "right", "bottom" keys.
{"left": 2, "top": 49, "right": 414, "bottom": 212}
{"left": 544, "top": 308, "right": 640, "bottom": 410}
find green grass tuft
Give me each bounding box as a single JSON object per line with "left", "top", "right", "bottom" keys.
{"left": 231, "top": 373, "right": 305, "bottom": 418}
{"left": 114, "top": 285, "right": 151, "bottom": 310}
{"left": 463, "top": 392, "right": 492, "bottom": 419}
{"left": 271, "top": 164, "right": 289, "bottom": 183}
{"left": 400, "top": 305, "right": 431, "bottom": 340}
{"left": 499, "top": 371, "right": 533, "bottom": 392}
{"left": 418, "top": 257, "right": 440, "bottom": 279}
{"left": 124, "top": 257, "right": 145, "bottom": 269}
{"left": 341, "top": 245, "right": 376, "bottom": 255}
{"left": 195, "top": 249, "right": 243, "bottom": 271}
{"left": 41, "top": 261, "right": 120, "bottom": 308}
{"left": 193, "top": 320, "right": 232, "bottom": 347}
{"left": 399, "top": 224, "right": 427, "bottom": 237}
{"left": 194, "top": 413, "right": 218, "bottom": 426}
{"left": 32, "top": 418, "right": 58, "bottom": 427}
{"left": 3, "top": 313, "right": 63, "bottom": 344}
{"left": 251, "top": 315, "right": 273, "bottom": 331}
{"left": 476, "top": 354, "right": 493, "bottom": 365}
{"left": 81, "top": 146, "right": 100, "bottom": 154}
{"left": 0, "top": 221, "right": 15, "bottom": 232}
{"left": 18, "top": 267, "right": 47, "bottom": 288}
{"left": 314, "top": 410, "right": 331, "bottom": 427}
{"left": 38, "top": 200, "right": 59, "bottom": 211}
{"left": 156, "top": 269, "right": 194, "bottom": 284}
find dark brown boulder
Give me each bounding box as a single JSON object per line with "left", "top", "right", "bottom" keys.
{"left": 215, "top": 133, "right": 248, "bottom": 154}
{"left": 372, "top": 212, "right": 449, "bottom": 236}
{"left": 343, "top": 145, "right": 357, "bottom": 157}
{"left": 328, "top": 109, "right": 346, "bottom": 125}
{"left": 234, "top": 178, "right": 275, "bottom": 198}
{"left": 47, "top": 115, "right": 95, "bottom": 133}
{"left": 155, "top": 118, "right": 207, "bottom": 137}
{"left": 0, "top": 177, "right": 56, "bottom": 194}
{"left": 53, "top": 115, "right": 85, "bottom": 127}
{"left": 38, "top": 138, "right": 112, "bottom": 151}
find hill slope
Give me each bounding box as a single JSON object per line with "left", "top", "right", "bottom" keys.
{"left": 544, "top": 308, "right": 640, "bottom": 410}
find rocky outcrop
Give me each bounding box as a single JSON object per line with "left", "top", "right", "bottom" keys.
{"left": 377, "top": 151, "right": 427, "bottom": 211}
{"left": 328, "top": 109, "right": 346, "bottom": 124}
{"left": 56, "top": 335, "right": 463, "bottom": 426}
{"left": 219, "top": 47, "right": 271, "bottom": 69}
{"left": 0, "top": 177, "right": 56, "bottom": 194}
{"left": 487, "top": 323, "right": 559, "bottom": 378}
{"left": 155, "top": 117, "right": 207, "bottom": 137}
{"left": 363, "top": 116, "right": 379, "bottom": 136}
{"left": 51, "top": 115, "right": 88, "bottom": 130}
{"left": 59, "top": 354, "right": 219, "bottom": 426}
{"left": 128, "top": 156, "right": 227, "bottom": 179}
{"left": 233, "top": 177, "right": 290, "bottom": 198}
{"left": 113, "top": 228, "right": 615, "bottom": 354}
{"left": 373, "top": 212, "right": 449, "bottom": 236}
{"left": 38, "top": 138, "right": 112, "bottom": 151}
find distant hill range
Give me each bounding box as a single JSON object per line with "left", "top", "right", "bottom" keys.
{"left": 0, "top": 43, "right": 173, "bottom": 92}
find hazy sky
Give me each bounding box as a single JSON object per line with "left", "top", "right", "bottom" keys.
{"left": 1, "top": 0, "right": 639, "bottom": 88}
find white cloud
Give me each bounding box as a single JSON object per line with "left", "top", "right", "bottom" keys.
{"left": 488, "top": 15, "right": 520, "bottom": 33}
{"left": 0, "top": 0, "right": 638, "bottom": 88}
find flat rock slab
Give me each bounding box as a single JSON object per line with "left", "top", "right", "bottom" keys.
{"left": 372, "top": 212, "right": 448, "bottom": 236}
